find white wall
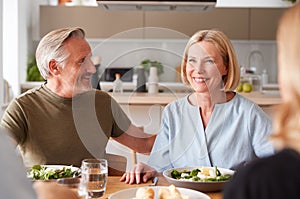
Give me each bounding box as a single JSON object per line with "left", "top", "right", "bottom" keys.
{"left": 89, "top": 38, "right": 278, "bottom": 83}
{"left": 3, "top": 0, "right": 19, "bottom": 97}
{"left": 0, "top": 0, "right": 4, "bottom": 116}
{"left": 2, "top": 0, "right": 33, "bottom": 98}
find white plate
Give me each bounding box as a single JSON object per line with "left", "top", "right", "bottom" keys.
{"left": 44, "top": 165, "right": 79, "bottom": 170}
{"left": 34, "top": 165, "right": 80, "bottom": 173}
{"left": 163, "top": 166, "right": 235, "bottom": 192}
{"left": 109, "top": 186, "right": 210, "bottom": 199}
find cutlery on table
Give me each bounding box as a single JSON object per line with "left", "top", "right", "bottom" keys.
{"left": 149, "top": 176, "right": 158, "bottom": 186}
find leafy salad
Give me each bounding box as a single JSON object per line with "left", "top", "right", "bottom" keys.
{"left": 27, "top": 165, "right": 81, "bottom": 180}
{"left": 170, "top": 166, "right": 232, "bottom": 182}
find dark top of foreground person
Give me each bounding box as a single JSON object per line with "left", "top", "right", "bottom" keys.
{"left": 223, "top": 148, "right": 300, "bottom": 199}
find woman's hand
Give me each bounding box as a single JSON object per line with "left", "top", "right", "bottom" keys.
{"left": 120, "top": 162, "right": 157, "bottom": 184}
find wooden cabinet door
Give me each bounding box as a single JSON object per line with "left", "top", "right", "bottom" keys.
{"left": 40, "top": 6, "right": 287, "bottom": 40}
{"left": 120, "top": 104, "right": 163, "bottom": 133}
{"left": 40, "top": 6, "right": 144, "bottom": 38}
{"left": 249, "top": 8, "right": 287, "bottom": 40}
{"left": 144, "top": 8, "right": 249, "bottom": 40}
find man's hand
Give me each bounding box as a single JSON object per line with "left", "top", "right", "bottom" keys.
{"left": 120, "top": 162, "right": 157, "bottom": 184}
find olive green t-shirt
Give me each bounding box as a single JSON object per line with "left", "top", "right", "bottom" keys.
{"left": 1, "top": 84, "right": 131, "bottom": 167}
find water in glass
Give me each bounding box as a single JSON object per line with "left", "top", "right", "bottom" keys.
{"left": 80, "top": 159, "right": 108, "bottom": 199}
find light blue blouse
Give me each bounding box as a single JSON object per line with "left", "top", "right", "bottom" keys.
{"left": 147, "top": 93, "right": 275, "bottom": 172}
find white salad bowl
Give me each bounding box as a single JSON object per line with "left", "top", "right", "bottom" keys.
{"left": 163, "top": 166, "right": 235, "bottom": 192}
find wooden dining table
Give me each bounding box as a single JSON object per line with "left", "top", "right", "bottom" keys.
{"left": 104, "top": 175, "right": 222, "bottom": 199}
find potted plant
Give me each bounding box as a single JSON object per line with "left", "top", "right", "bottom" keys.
{"left": 26, "top": 55, "right": 44, "bottom": 82}
{"left": 140, "top": 59, "right": 164, "bottom": 77}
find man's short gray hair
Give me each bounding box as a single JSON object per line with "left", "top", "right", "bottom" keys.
{"left": 35, "top": 27, "right": 85, "bottom": 79}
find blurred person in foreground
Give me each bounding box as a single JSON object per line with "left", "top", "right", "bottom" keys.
{"left": 121, "top": 29, "right": 275, "bottom": 184}
{"left": 0, "top": 129, "right": 79, "bottom": 199}
{"left": 0, "top": 27, "right": 155, "bottom": 169}
{"left": 223, "top": 3, "right": 300, "bottom": 199}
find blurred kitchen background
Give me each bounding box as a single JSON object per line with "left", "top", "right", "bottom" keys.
{"left": 1, "top": 0, "right": 293, "bottom": 168}
{"left": 1, "top": 0, "right": 294, "bottom": 112}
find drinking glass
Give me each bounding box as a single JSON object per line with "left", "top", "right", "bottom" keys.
{"left": 80, "top": 159, "right": 108, "bottom": 199}
{"left": 57, "top": 177, "right": 87, "bottom": 199}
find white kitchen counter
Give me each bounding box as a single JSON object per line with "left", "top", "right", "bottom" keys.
{"left": 100, "top": 81, "right": 193, "bottom": 93}
{"left": 109, "top": 92, "right": 187, "bottom": 105}
{"left": 20, "top": 82, "right": 281, "bottom": 106}
{"left": 109, "top": 91, "right": 281, "bottom": 106}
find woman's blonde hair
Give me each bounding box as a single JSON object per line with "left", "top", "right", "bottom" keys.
{"left": 271, "top": 2, "right": 300, "bottom": 152}
{"left": 181, "top": 29, "right": 240, "bottom": 91}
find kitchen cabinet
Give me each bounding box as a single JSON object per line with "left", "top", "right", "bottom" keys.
{"left": 216, "top": 0, "right": 293, "bottom": 8}
{"left": 40, "top": 6, "right": 144, "bottom": 38}
{"left": 260, "top": 105, "right": 276, "bottom": 117}
{"left": 249, "top": 8, "right": 285, "bottom": 40}
{"left": 120, "top": 104, "right": 163, "bottom": 134}
{"left": 144, "top": 8, "right": 249, "bottom": 40}
{"left": 39, "top": 6, "right": 287, "bottom": 40}
{"left": 145, "top": 8, "right": 286, "bottom": 40}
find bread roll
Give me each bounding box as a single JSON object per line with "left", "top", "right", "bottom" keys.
{"left": 135, "top": 187, "right": 155, "bottom": 199}
{"left": 159, "top": 184, "right": 188, "bottom": 199}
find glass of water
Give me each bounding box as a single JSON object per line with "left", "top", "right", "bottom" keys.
{"left": 80, "top": 159, "right": 108, "bottom": 199}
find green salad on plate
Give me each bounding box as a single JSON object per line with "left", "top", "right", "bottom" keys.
{"left": 27, "top": 165, "right": 80, "bottom": 180}
{"left": 170, "top": 166, "right": 232, "bottom": 182}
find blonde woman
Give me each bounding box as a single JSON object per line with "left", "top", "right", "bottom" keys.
{"left": 223, "top": 2, "right": 300, "bottom": 199}
{"left": 121, "top": 30, "right": 274, "bottom": 184}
